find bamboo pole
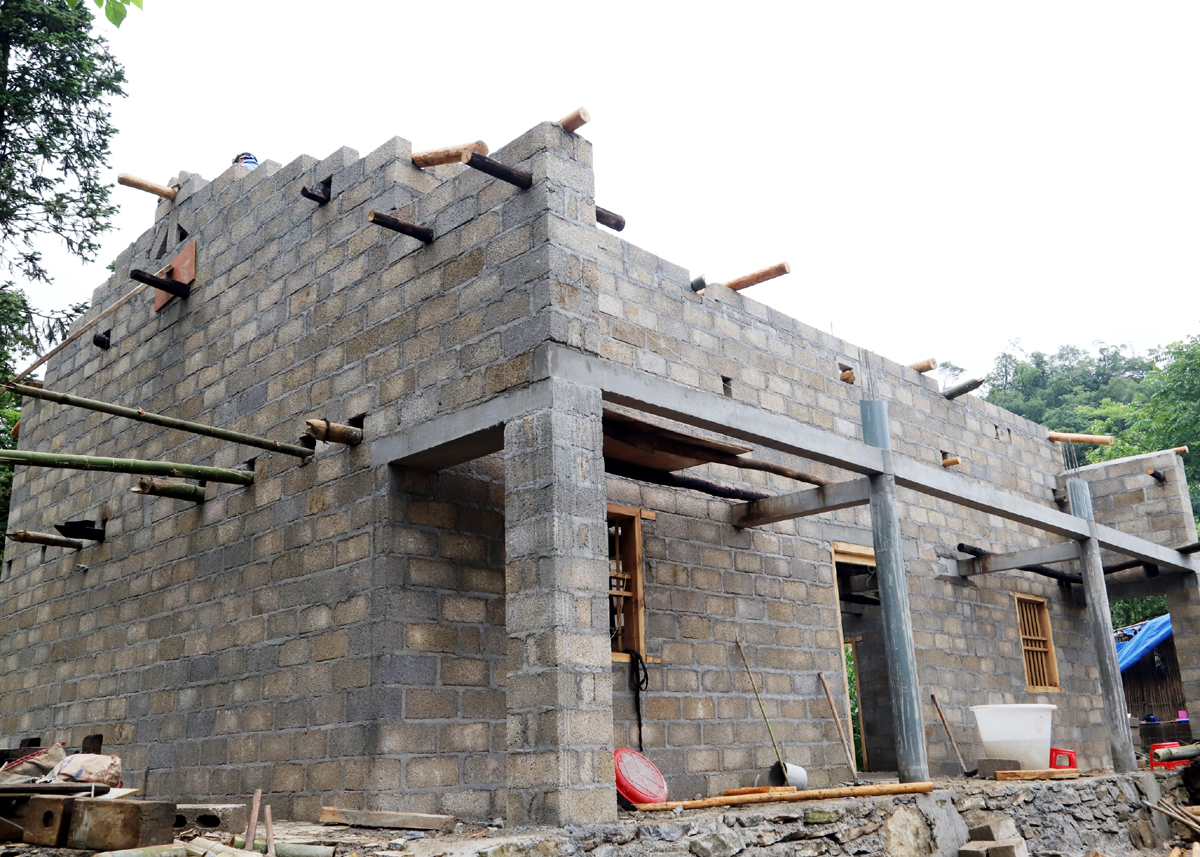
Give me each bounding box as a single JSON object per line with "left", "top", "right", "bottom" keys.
{"left": 595, "top": 206, "right": 625, "bottom": 232}
{"left": 118, "top": 173, "right": 178, "bottom": 201}
{"left": 131, "top": 477, "right": 206, "bottom": 503}
{"left": 1047, "top": 432, "right": 1114, "bottom": 446}
{"left": 818, "top": 671, "right": 858, "bottom": 781}
{"left": 942, "top": 378, "right": 984, "bottom": 400}
{"left": 367, "top": 211, "right": 434, "bottom": 243}
{"left": 8, "top": 383, "right": 314, "bottom": 458}
{"left": 634, "top": 781, "right": 934, "bottom": 812}
{"left": 183, "top": 839, "right": 259, "bottom": 857}
{"left": 304, "top": 419, "right": 362, "bottom": 446}
{"left": 558, "top": 107, "right": 590, "bottom": 133}
{"left": 411, "top": 140, "right": 488, "bottom": 169}
{"left": 232, "top": 837, "right": 334, "bottom": 857}
{"left": 94, "top": 847, "right": 187, "bottom": 857}
{"left": 10, "top": 282, "right": 151, "bottom": 384}
{"left": 907, "top": 358, "right": 938, "bottom": 373}
{"left": 6, "top": 530, "right": 83, "bottom": 550}
{"left": 460, "top": 151, "right": 533, "bottom": 189}
{"left": 0, "top": 449, "right": 254, "bottom": 485}
{"left": 724, "top": 262, "right": 790, "bottom": 292}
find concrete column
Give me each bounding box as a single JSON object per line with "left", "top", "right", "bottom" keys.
{"left": 503, "top": 377, "right": 615, "bottom": 825}
{"left": 1066, "top": 477, "right": 1137, "bottom": 772}
{"left": 860, "top": 400, "right": 929, "bottom": 782}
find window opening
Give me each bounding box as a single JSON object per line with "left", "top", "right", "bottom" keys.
{"left": 608, "top": 503, "right": 645, "bottom": 660}
{"left": 1013, "top": 593, "right": 1060, "bottom": 691}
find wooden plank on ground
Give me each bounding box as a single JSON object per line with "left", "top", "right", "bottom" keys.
{"left": 723, "top": 786, "right": 797, "bottom": 796}
{"left": 319, "top": 808, "right": 454, "bottom": 831}
{"left": 994, "top": 769, "right": 1080, "bottom": 781}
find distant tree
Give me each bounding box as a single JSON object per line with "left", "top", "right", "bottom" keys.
{"left": 0, "top": 0, "right": 126, "bottom": 287}
{"left": 1110, "top": 595, "right": 1169, "bottom": 630}
{"left": 1086, "top": 335, "right": 1200, "bottom": 511}
{"left": 936, "top": 360, "right": 965, "bottom": 385}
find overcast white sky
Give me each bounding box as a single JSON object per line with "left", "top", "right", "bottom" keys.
{"left": 28, "top": 1, "right": 1200, "bottom": 380}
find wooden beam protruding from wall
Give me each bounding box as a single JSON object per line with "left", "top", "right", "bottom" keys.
{"left": 942, "top": 378, "right": 984, "bottom": 400}
{"left": 301, "top": 185, "right": 330, "bottom": 205}
{"left": 1047, "top": 431, "right": 1114, "bottom": 446}
{"left": 6, "top": 530, "right": 82, "bottom": 550}
{"left": 596, "top": 206, "right": 625, "bottom": 231}
{"left": 1172, "top": 446, "right": 1189, "bottom": 455}
{"left": 131, "top": 269, "right": 190, "bottom": 299}
{"left": 367, "top": 211, "right": 434, "bottom": 244}
{"left": 732, "top": 478, "right": 871, "bottom": 528}
{"left": 941, "top": 456, "right": 960, "bottom": 468}
{"left": 305, "top": 419, "right": 363, "bottom": 446}
{"left": 907, "top": 358, "right": 938, "bottom": 374}
{"left": 117, "top": 173, "right": 177, "bottom": 201}
{"left": 460, "top": 151, "right": 533, "bottom": 189}
{"left": 558, "top": 107, "right": 591, "bottom": 133}
{"left": 1148, "top": 467, "right": 1167, "bottom": 484}
{"left": 724, "top": 262, "right": 790, "bottom": 292}
{"left": 411, "top": 141, "right": 489, "bottom": 169}
{"left": 955, "top": 541, "right": 1081, "bottom": 577}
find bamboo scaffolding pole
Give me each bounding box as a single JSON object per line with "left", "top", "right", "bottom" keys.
{"left": 232, "top": 837, "right": 334, "bottom": 857}
{"left": 10, "top": 283, "right": 151, "bottom": 384}
{"left": 117, "top": 173, "right": 178, "bottom": 201}
{"left": 6, "top": 530, "right": 83, "bottom": 550}
{"left": 132, "top": 477, "right": 206, "bottom": 503}
{"left": 181, "top": 839, "right": 258, "bottom": 857}
{"left": 1047, "top": 431, "right": 1114, "bottom": 446}
{"left": 907, "top": 358, "right": 938, "bottom": 373}
{"left": 304, "top": 419, "right": 362, "bottom": 446}
{"left": 724, "top": 262, "right": 790, "bottom": 292}
{"left": 8, "top": 382, "right": 313, "bottom": 458}
{"left": 411, "top": 140, "right": 488, "bottom": 169}
{"left": 634, "top": 781, "right": 934, "bottom": 812}
{"left": 0, "top": 449, "right": 254, "bottom": 485}
{"left": 558, "top": 107, "right": 590, "bottom": 133}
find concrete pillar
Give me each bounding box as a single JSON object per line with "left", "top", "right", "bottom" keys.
{"left": 503, "top": 377, "right": 616, "bottom": 825}
{"left": 860, "top": 400, "right": 929, "bottom": 782}
{"left": 1066, "top": 477, "right": 1137, "bottom": 773}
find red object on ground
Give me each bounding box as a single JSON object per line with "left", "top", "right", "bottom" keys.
{"left": 1049, "top": 748, "right": 1076, "bottom": 769}
{"left": 615, "top": 748, "right": 668, "bottom": 804}
{"left": 1151, "top": 741, "right": 1186, "bottom": 771}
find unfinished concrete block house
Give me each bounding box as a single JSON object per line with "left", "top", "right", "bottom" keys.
{"left": 1, "top": 116, "right": 1197, "bottom": 827}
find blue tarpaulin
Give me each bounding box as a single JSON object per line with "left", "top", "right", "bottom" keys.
{"left": 1116, "top": 613, "right": 1173, "bottom": 673}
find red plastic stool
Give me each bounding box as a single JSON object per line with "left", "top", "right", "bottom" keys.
{"left": 1049, "top": 748, "right": 1077, "bottom": 769}
{"left": 1151, "top": 742, "right": 1186, "bottom": 771}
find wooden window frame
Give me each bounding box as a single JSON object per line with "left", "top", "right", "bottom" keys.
{"left": 1011, "top": 592, "right": 1062, "bottom": 693}
{"left": 607, "top": 504, "right": 658, "bottom": 664}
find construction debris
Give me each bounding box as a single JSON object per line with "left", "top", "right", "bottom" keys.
{"left": 318, "top": 807, "right": 456, "bottom": 831}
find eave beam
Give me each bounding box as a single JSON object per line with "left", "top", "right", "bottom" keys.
{"left": 956, "top": 542, "right": 1081, "bottom": 577}
{"left": 732, "top": 478, "right": 871, "bottom": 528}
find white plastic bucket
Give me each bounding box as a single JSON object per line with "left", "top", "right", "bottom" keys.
{"left": 969, "top": 704, "right": 1056, "bottom": 770}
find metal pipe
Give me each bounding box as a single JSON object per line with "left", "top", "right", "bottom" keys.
{"left": 8, "top": 382, "right": 313, "bottom": 458}
{"left": 861, "top": 400, "right": 929, "bottom": 782}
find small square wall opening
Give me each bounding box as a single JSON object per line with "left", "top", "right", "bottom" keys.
{"left": 721, "top": 376, "right": 733, "bottom": 397}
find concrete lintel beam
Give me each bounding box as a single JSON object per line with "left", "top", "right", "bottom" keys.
{"left": 732, "top": 477, "right": 871, "bottom": 528}
{"left": 1095, "top": 523, "right": 1200, "bottom": 574}
{"left": 538, "top": 343, "right": 886, "bottom": 475}
{"left": 373, "top": 381, "right": 552, "bottom": 469}
{"left": 956, "top": 541, "right": 1082, "bottom": 577}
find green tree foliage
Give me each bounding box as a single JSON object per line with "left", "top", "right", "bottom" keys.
{"left": 984, "top": 342, "right": 1153, "bottom": 430}
{"left": 1085, "top": 335, "right": 1200, "bottom": 509}
{"left": 0, "top": 0, "right": 126, "bottom": 286}
{"left": 1110, "top": 595, "right": 1169, "bottom": 631}
{"left": 0, "top": 287, "right": 86, "bottom": 526}
{"left": 66, "top": 0, "right": 142, "bottom": 28}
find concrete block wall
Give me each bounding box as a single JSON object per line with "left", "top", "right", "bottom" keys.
{"left": 588, "top": 234, "right": 1139, "bottom": 773}
{"left": 0, "top": 122, "right": 597, "bottom": 820}
{"left": 1, "top": 111, "right": 1191, "bottom": 823}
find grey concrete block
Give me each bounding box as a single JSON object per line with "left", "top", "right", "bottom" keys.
{"left": 174, "top": 804, "right": 249, "bottom": 832}
{"left": 977, "top": 759, "right": 1022, "bottom": 779}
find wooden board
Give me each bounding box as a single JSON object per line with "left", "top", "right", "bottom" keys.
{"left": 318, "top": 807, "right": 454, "bottom": 830}
{"left": 994, "top": 768, "right": 1080, "bottom": 781}
{"left": 602, "top": 408, "right": 752, "bottom": 472}
{"left": 155, "top": 241, "right": 196, "bottom": 312}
